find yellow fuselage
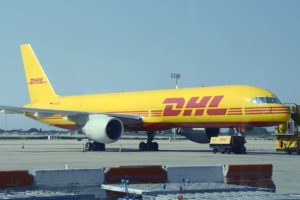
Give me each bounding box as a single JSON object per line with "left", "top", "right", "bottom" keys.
{"left": 25, "top": 85, "right": 290, "bottom": 131}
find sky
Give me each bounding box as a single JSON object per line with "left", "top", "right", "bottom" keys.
{"left": 0, "top": 0, "right": 299, "bottom": 130}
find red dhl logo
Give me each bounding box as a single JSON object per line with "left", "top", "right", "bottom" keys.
{"left": 29, "top": 78, "right": 47, "bottom": 85}
{"left": 162, "top": 95, "right": 227, "bottom": 116}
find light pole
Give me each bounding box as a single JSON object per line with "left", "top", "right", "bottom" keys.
{"left": 170, "top": 73, "right": 181, "bottom": 142}
{"left": 171, "top": 73, "right": 181, "bottom": 89}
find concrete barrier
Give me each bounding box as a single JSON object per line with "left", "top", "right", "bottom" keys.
{"left": 0, "top": 170, "right": 33, "bottom": 189}
{"left": 104, "top": 165, "right": 167, "bottom": 184}
{"left": 34, "top": 169, "right": 104, "bottom": 188}
{"left": 0, "top": 191, "right": 95, "bottom": 200}
{"left": 1, "top": 165, "right": 275, "bottom": 199}
{"left": 166, "top": 165, "right": 223, "bottom": 183}
{"left": 223, "top": 164, "right": 275, "bottom": 191}
{"left": 34, "top": 169, "right": 105, "bottom": 199}
{"left": 104, "top": 165, "right": 167, "bottom": 199}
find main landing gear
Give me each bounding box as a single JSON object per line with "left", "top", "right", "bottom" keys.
{"left": 84, "top": 141, "right": 105, "bottom": 151}
{"left": 139, "top": 131, "right": 159, "bottom": 151}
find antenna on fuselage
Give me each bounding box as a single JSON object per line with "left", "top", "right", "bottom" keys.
{"left": 171, "top": 73, "right": 181, "bottom": 89}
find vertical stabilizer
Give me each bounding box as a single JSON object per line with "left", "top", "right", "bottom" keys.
{"left": 20, "top": 44, "right": 57, "bottom": 102}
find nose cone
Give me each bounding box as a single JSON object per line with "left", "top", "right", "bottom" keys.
{"left": 274, "top": 105, "right": 290, "bottom": 124}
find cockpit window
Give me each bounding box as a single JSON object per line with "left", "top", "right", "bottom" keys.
{"left": 251, "top": 97, "right": 281, "bottom": 104}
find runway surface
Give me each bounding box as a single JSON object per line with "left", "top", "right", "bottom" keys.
{"left": 0, "top": 139, "right": 299, "bottom": 194}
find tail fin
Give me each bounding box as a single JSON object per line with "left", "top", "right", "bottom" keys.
{"left": 20, "top": 44, "right": 58, "bottom": 103}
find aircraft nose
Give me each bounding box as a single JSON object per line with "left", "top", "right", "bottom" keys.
{"left": 274, "top": 105, "right": 290, "bottom": 123}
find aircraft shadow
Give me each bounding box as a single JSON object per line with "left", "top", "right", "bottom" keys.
{"left": 106, "top": 148, "right": 295, "bottom": 156}
{"left": 2, "top": 148, "right": 294, "bottom": 156}
{"left": 104, "top": 148, "right": 223, "bottom": 153}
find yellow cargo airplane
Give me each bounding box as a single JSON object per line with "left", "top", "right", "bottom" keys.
{"left": 0, "top": 44, "right": 290, "bottom": 151}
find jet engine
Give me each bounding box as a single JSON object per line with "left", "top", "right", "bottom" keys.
{"left": 176, "top": 128, "right": 220, "bottom": 143}
{"left": 82, "top": 114, "right": 124, "bottom": 143}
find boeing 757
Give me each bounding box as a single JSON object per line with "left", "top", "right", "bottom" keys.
{"left": 0, "top": 44, "right": 290, "bottom": 151}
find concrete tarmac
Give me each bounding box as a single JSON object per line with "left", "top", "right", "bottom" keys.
{"left": 0, "top": 139, "right": 299, "bottom": 194}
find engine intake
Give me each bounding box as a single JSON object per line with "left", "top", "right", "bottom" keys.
{"left": 82, "top": 114, "right": 124, "bottom": 143}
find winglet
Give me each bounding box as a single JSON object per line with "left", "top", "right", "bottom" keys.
{"left": 20, "top": 44, "right": 58, "bottom": 102}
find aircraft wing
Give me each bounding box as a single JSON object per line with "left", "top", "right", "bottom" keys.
{"left": 0, "top": 105, "right": 143, "bottom": 127}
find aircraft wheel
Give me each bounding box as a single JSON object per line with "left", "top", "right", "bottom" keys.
{"left": 85, "top": 142, "right": 92, "bottom": 151}
{"left": 93, "top": 142, "right": 106, "bottom": 151}
{"left": 151, "top": 142, "right": 159, "bottom": 151}
{"left": 139, "top": 142, "right": 146, "bottom": 151}
{"left": 99, "top": 143, "right": 106, "bottom": 151}
{"left": 139, "top": 142, "right": 159, "bottom": 151}
{"left": 297, "top": 149, "right": 300, "bottom": 155}
{"left": 213, "top": 148, "right": 218, "bottom": 154}
{"left": 91, "top": 142, "right": 97, "bottom": 151}
{"left": 286, "top": 149, "right": 292, "bottom": 155}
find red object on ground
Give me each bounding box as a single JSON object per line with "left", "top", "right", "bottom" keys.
{"left": 105, "top": 165, "right": 167, "bottom": 184}
{"left": 0, "top": 170, "right": 33, "bottom": 188}
{"left": 104, "top": 165, "right": 167, "bottom": 199}
{"left": 223, "top": 164, "right": 275, "bottom": 191}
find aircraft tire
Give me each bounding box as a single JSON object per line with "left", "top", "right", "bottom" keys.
{"left": 151, "top": 142, "right": 159, "bottom": 151}
{"left": 99, "top": 143, "right": 106, "bottom": 151}
{"left": 91, "top": 142, "right": 97, "bottom": 151}
{"left": 93, "top": 142, "right": 106, "bottom": 151}
{"left": 213, "top": 148, "right": 217, "bottom": 154}
{"left": 85, "top": 142, "right": 92, "bottom": 151}
{"left": 139, "top": 142, "right": 146, "bottom": 151}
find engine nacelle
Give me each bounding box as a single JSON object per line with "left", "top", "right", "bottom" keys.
{"left": 177, "top": 128, "right": 220, "bottom": 143}
{"left": 82, "top": 114, "right": 124, "bottom": 144}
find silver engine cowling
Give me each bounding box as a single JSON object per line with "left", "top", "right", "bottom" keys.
{"left": 82, "top": 114, "right": 124, "bottom": 143}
